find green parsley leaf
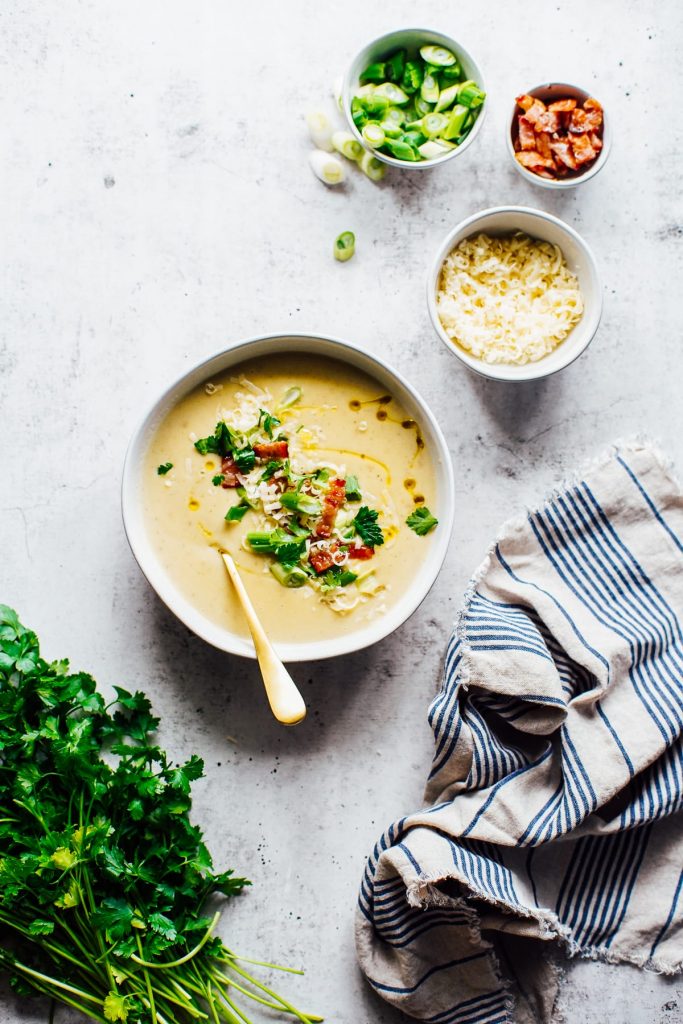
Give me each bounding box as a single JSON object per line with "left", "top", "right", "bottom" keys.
{"left": 225, "top": 504, "right": 249, "bottom": 523}
{"left": 353, "top": 506, "right": 384, "bottom": 547}
{"left": 259, "top": 409, "right": 281, "bottom": 439}
{"left": 274, "top": 540, "right": 306, "bottom": 567}
{"left": 345, "top": 475, "right": 362, "bottom": 501}
{"left": 157, "top": 463, "right": 173, "bottom": 475}
{"left": 212, "top": 475, "right": 224, "bottom": 486}
{"left": 406, "top": 506, "right": 439, "bottom": 535}
{"left": 320, "top": 567, "right": 358, "bottom": 591}
{"left": 233, "top": 446, "right": 255, "bottom": 473}
{"left": 259, "top": 459, "right": 282, "bottom": 482}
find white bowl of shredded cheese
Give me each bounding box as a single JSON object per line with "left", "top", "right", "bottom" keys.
{"left": 428, "top": 206, "right": 602, "bottom": 381}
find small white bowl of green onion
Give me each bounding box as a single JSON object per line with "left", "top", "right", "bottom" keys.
{"left": 342, "top": 28, "right": 486, "bottom": 168}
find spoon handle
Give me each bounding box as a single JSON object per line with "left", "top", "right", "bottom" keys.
{"left": 222, "top": 554, "right": 306, "bottom": 726}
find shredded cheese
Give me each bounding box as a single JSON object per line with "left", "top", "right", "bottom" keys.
{"left": 436, "top": 232, "right": 583, "bottom": 365}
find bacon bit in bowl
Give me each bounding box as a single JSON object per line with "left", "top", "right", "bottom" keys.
{"left": 510, "top": 87, "right": 608, "bottom": 186}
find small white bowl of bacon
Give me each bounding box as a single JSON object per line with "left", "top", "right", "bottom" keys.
{"left": 507, "top": 83, "right": 610, "bottom": 188}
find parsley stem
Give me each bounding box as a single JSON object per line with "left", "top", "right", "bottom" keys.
{"left": 136, "top": 932, "right": 158, "bottom": 1024}
{"left": 131, "top": 911, "right": 220, "bottom": 969}
{"left": 9, "top": 960, "right": 103, "bottom": 1004}
{"left": 221, "top": 949, "right": 305, "bottom": 975}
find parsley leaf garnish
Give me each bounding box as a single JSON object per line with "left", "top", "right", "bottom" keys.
{"left": 212, "top": 475, "right": 224, "bottom": 486}
{"left": 345, "top": 475, "right": 362, "bottom": 501}
{"left": 353, "top": 506, "right": 384, "bottom": 547}
{"left": 320, "top": 567, "right": 358, "bottom": 590}
{"left": 194, "top": 422, "right": 255, "bottom": 473}
{"left": 157, "top": 462, "right": 173, "bottom": 475}
{"left": 259, "top": 409, "right": 281, "bottom": 439}
{"left": 406, "top": 506, "right": 439, "bottom": 535}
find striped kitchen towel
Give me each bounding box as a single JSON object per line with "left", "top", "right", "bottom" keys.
{"left": 356, "top": 441, "right": 683, "bottom": 1023}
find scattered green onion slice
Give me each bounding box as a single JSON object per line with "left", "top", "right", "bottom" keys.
{"left": 332, "top": 130, "right": 364, "bottom": 161}
{"left": 279, "top": 386, "right": 302, "bottom": 410}
{"left": 305, "top": 111, "right": 334, "bottom": 152}
{"left": 362, "top": 122, "right": 385, "bottom": 148}
{"left": 334, "top": 231, "right": 355, "bottom": 262}
{"left": 360, "top": 150, "right": 387, "bottom": 181}
{"left": 308, "top": 149, "right": 346, "bottom": 185}
{"left": 420, "top": 73, "right": 439, "bottom": 104}
{"left": 419, "top": 45, "right": 457, "bottom": 67}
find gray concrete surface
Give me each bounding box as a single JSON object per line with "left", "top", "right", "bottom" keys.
{"left": 1, "top": 1, "right": 682, "bottom": 1021}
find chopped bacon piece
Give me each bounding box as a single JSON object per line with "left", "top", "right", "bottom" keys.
{"left": 314, "top": 478, "right": 346, "bottom": 539}
{"left": 549, "top": 139, "right": 578, "bottom": 170}
{"left": 309, "top": 548, "right": 335, "bottom": 574}
{"left": 584, "top": 97, "right": 603, "bottom": 113}
{"left": 515, "top": 151, "right": 556, "bottom": 171}
{"left": 518, "top": 116, "right": 536, "bottom": 150}
{"left": 348, "top": 545, "right": 375, "bottom": 560}
{"left": 523, "top": 99, "right": 547, "bottom": 126}
{"left": 536, "top": 131, "right": 553, "bottom": 160}
{"left": 220, "top": 454, "right": 239, "bottom": 488}
{"left": 535, "top": 110, "right": 560, "bottom": 133}
{"left": 590, "top": 131, "right": 603, "bottom": 151}
{"left": 516, "top": 93, "right": 537, "bottom": 112}
{"left": 548, "top": 98, "right": 577, "bottom": 112}
{"left": 253, "top": 441, "right": 289, "bottom": 459}
{"left": 572, "top": 132, "right": 597, "bottom": 166}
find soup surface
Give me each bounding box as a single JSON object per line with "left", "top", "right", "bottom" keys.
{"left": 143, "top": 353, "right": 438, "bottom": 645}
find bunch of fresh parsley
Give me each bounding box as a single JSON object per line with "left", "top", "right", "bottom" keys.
{"left": 0, "top": 606, "right": 319, "bottom": 1024}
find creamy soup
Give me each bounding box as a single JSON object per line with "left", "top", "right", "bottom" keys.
{"left": 143, "top": 354, "right": 438, "bottom": 645}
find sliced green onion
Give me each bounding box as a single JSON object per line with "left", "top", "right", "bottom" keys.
{"left": 418, "top": 140, "right": 452, "bottom": 160}
{"left": 386, "top": 138, "right": 419, "bottom": 161}
{"left": 345, "top": 475, "right": 362, "bottom": 501}
{"left": 414, "top": 94, "right": 433, "bottom": 118}
{"left": 362, "top": 123, "right": 385, "bottom": 148}
{"left": 434, "top": 83, "right": 460, "bottom": 113}
{"left": 246, "top": 529, "right": 288, "bottom": 553}
{"left": 402, "top": 130, "right": 426, "bottom": 148}
{"left": 356, "top": 83, "right": 376, "bottom": 99}
{"left": 280, "top": 492, "right": 321, "bottom": 516}
{"left": 270, "top": 563, "right": 308, "bottom": 588}
{"left": 441, "top": 62, "right": 462, "bottom": 82}
{"left": 373, "top": 82, "right": 410, "bottom": 105}
{"left": 309, "top": 150, "right": 346, "bottom": 186}
{"left": 385, "top": 49, "right": 406, "bottom": 82}
{"left": 383, "top": 106, "right": 405, "bottom": 127}
{"left": 359, "top": 150, "right": 387, "bottom": 181}
{"left": 351, "top": 97, "right": 367, "bottom": 128}
{"left": 305, "top": 112, "right": 334, "bottom": 152}
{"left": 334, "top": 231, "right": 355, "bottom": 263}
{"left": 278, "top": 386, "right": 302, "bottom": 410}
{"left": 420, "top": 44, "right": 457, "bottom": 67}
{"left": 401, "top": 60, "right": 423, "bottom": 94}
{"left": 363, "top": 92, "right": 390, "bottom": 115}
{"left": 457, "top": 80, "right": 486, "bottom": 108}
{"left": 443, "top": 104, "right": 469, "bottom": 140}
{"left": 422, "top": 113, "right": 449, "bottom": 138}
{"left": 332, "top": 130, "right": 364, "bottom": 161}
{"left": 359, "top": 61, "right": 386, "bottom": 84}
{"left": 225, "top": 504, "right": 249, "bottom": 523}
{"left": 420, "top": 73, "right": 439, "bottom": 104}
{"left": 379, "top": 120, "right": 402, "bottom": 139}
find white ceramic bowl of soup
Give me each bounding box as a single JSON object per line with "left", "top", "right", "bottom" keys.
{"left": 122, "top": 334, "right": 454, "bottom": 662}
{"left": 427, "top": 206, "right": 603, "bottom": 382}
{"left": 341, "top": 28, "right": 486, "bottom": 170}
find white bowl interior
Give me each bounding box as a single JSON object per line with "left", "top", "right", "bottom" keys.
{"left": 342, "top": 28, "right": 486, "bottom": 170}
{"left": 428, "top": 207, "right": 603, "bottom": 382}
{"left": 122, "top": 335, "right": 454, "bottom": 661}
{"left": 507, "top": 82, "right": 611, "bottom": 190}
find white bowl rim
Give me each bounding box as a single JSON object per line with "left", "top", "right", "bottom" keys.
{"left": 506, "top": 82, "right": 612, "bottom": 190}
{"left": 426, "top": 204, "right": 603, "bottom": 382}
{"left": 121, "top": 332, "right": 455, "bottom": 661}
{"left": 341, "top": 26, "right": 487, "bottom": 170}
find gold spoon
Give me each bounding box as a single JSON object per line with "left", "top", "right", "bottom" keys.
{"left": 220, "top": 552, "right": 306, "bottom": 726}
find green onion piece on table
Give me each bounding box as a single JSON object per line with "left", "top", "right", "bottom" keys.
{"left": 332, "top": 130, "right": 364, "bottom": 161}
{"left": 360, "top": 150, "right": 387, "bottom": 181}
{"left": 419, "top": 44, "right": 457, "bottom": 66}
{"left": 309, "top": 149, "right": 346, "bottom": 185}
{"left": 305, "top": 111, "right": 334, "bottom": 151}
{"left": 334, "top": 230, "right": 356, "bottom": 262}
